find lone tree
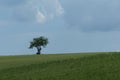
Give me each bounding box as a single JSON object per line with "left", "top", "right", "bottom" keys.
{"left": 29, "top": 36, "right": 48, "bottom": 55}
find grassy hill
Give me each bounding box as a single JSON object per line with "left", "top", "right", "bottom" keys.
{"left": 0, "top": 52, "right": 120, "bottom": 80}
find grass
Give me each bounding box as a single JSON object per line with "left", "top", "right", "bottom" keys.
{"left": 0, "top": 53, "right": 96, "bottom": 70}
{"left": 0, "top": 52, "right": 120, "bottom": 80}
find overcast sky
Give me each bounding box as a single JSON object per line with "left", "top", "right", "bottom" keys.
{"left": 0, "top": 0, "right": 120, "bottom": 55}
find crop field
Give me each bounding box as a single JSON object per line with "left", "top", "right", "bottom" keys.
{"left": 0, "top": 52, "right": 120, "bottom": 80}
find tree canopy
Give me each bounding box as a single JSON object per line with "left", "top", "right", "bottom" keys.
{"left": 29, "top": 36, "right": 48, "bottom": 54}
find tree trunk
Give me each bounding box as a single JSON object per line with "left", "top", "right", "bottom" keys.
{"left": 36, "top": 47, "right": 41, "bottom": 55}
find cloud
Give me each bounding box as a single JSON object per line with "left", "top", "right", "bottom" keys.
{"left": 1, "top": 0, "right": 120, "bottom": 32}
{"left": 36, "top": 10, "right": 46, "bottom": 23}
{"left": 13, "top": 0, "right": 64, "bottom": 24}
{"left": 62, "top": 0, "right": 120, "bottom": 32}
{"left": 30, "top": 0, "right": 64, "bottom": 24}
{"left": 0, "top": 0, "right": 64, "bottom": 24}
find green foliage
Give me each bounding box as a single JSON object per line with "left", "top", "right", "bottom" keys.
{"left": 29, "top": 36, "right": 48, "bottom": 54}
{"left": 29, "top": 36, "right": 48, "bottom": 49}
{"left": 0, "top": 52, "right": 120, "bottom": 80}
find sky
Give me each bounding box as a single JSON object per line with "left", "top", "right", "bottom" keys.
{"left": 0, "top": 0, "right": 120, "bottom": 55}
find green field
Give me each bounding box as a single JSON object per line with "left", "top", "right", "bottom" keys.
{"left": 0, "top": 52, "right": 120, "bottom": 80}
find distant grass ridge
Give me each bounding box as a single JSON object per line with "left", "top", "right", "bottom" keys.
{"left": 0, "top": 52, "right": 120, "bottom": 80}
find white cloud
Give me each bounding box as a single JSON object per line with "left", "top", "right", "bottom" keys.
{"left": 36, "top": 10, "right": 46, "bottom": 23}
{"left": 53, "top": 0, "right": 64, "bottom": 16}
{"left": 28, "top": 0, "right": 64, "bottom": 24}
{"left": 0, "top": 0, "right": 64, "bottom": 25}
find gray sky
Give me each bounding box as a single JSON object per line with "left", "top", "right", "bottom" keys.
{"left": 0, "top": 0, "right": 120, "bottom": 55}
